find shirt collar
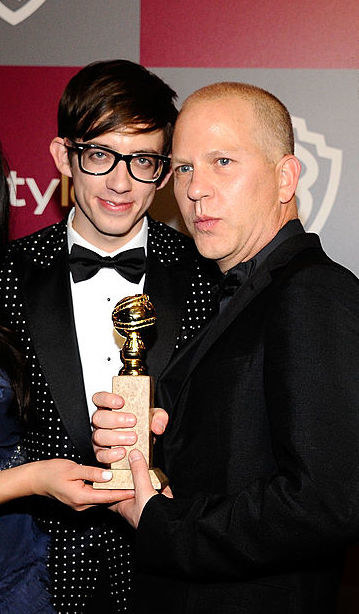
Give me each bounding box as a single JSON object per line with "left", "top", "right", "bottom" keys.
{"left": 67, "top": 207, "right": 148, "bottom": 257}
{"left": 226, "top": 219, "right": 304, "bottom": 280}
{"left": 215, "top": 219, "right": 305, "bottom": 312}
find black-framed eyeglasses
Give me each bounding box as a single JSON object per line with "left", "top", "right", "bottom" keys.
{"left": 65, "top": 140, "right": 171, "bottom": 184}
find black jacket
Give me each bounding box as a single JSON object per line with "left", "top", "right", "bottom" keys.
{"left": 135, "top": 233, "right": 359, "bottom": 614}
{"left": 0, "top": 215, "right": 216, "bottom": 613}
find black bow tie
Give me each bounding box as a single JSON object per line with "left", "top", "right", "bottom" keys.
{"left": 214, "top": 260, "right": 255, "bottom": 311}
{"left": 69, "top": 244, "right": 146, "bottom": 284}
{"left": 214, "top": 272, "right": 243, "bottom": 304}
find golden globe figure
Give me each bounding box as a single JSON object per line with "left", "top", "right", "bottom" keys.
{"left": 93, "top": 294, "right": 167, "bottom": 489}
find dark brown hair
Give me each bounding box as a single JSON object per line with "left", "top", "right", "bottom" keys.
{"left": 0, "top": 326, "right": 30, "bottom": 422}
{"left": 58, "top": 60, "right": 178, "bottom": 154}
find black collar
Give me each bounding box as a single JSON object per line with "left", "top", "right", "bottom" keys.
{"left": 216, "top": 220, "right": 304, "bottom": 311}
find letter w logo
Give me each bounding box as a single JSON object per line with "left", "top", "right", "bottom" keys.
{"left": 0, "top": 0, "right": 47, "bottom": 26}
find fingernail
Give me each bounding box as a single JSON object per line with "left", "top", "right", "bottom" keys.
{"left": 128, "top": 432, "right": 137, "bottom": 443}
{"left": 112, "top": 395, "right": 124, "bottom": 408}
{"left": 157, "top": 422, "right": 165, "bottom": 434}
{"left": 129, "top": 449, "right": 141, "bottom": 462}
{"left": 102, "top": 471, "right": 113, "bottom": 480}
{"left": 125, "top": 416, "right": 136, "bottom": 426}
{"left": 111, "top": 449, "right": 124, "bottom": 460}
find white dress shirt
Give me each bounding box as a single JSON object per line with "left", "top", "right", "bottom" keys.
{"left": 67, "top": 208, "right": 147, "bottom": 420}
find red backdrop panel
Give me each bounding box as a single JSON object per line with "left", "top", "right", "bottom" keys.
{"left": 0, "top": 66, "right": 79, "bottom": 239}
{"left": 141, "top": 0, "right": 359, "bottom": 68}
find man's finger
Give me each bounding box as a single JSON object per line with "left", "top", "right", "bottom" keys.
{"left": 128, "top": 450, "right": 156, "bottom": 497}
{"left": 92, "top": 391, "right": 125, "bottom": 410}
{"left": 94, "top": 447, "right": 126, "bottom": 464}
{"left": 92, "top": 428, "right": 137, "bottom": 448}
{"left": 92, "top": 409, "right": 136, "bottom": 429}
{"left": 162, "top": 485, "right": 173, "bottom": 498}
{"left": 150, "top": 408, "right": 169, "bottom": 435}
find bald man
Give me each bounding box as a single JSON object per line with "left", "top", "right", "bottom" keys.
{"left": 93, "top": 83, "right": 359, "bottom": 614}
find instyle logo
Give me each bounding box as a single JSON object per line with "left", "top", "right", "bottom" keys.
{"left": 0, "top": 0, "right": 47, "bottom": 25}
{"left": 7, "top": 172, "right": 74, "bottom": 214}
{"left": 293, "top": 117, "right": 342, "bottom": 234}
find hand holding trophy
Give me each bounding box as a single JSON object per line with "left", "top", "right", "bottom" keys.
{"left": 93, "top": 294, "right": 167, "bottom": 490}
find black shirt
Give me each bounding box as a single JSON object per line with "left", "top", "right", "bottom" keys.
{"left": 217, "top": 219, "right": 304, "bottom": 312}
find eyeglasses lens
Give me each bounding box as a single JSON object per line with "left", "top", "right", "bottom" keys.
{"left": 130, "top": 156, "right": 163, "bottom": 181}
{"left": 81, "top": 148, "right": 115, "bottom": 174}
{"left": 81, "top": 148, "right": 164, "bottom": 181}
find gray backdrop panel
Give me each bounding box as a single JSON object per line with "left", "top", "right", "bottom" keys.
{"left": 152, "top": 67, "right": 359, "bottom": 277}
{"left": 0, "top": 0, "right": 140, "bottom": 65}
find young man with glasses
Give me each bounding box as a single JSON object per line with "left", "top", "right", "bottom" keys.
{"left": 0, "top": 60, "right": 215, "bottom": 613}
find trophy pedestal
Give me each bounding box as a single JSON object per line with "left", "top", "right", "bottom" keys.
{"left": 93, "top": 374, "right": 167, "bottom": 490}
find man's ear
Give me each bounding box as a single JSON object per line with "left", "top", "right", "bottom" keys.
{"left": 156, "top": 168, "right": 172, "bottom": 191}
{"left": 277, "top": 155, "right": 301, "bottom": 204}
{"left": 50, "top": 137, "right": 72, "bottom": 178}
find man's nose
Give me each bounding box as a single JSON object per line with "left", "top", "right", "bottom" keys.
{"left": 187, "top": 169, "right": 212, "bottom": 202}
{"left": 105, "top": 160, "right": 132, "bottom": 192}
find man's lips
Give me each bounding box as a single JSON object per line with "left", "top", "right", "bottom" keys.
{"left": 98, "top": 197, "right": 134, "bottom": 210}
{"left": 193, "top": 216, "right": 219, "bottom": 231}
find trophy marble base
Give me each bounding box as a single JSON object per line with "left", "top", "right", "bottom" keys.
{"left": 93, "top": 467, "right": 168, "bottom": 490}
{"left": 93, "top": 373, "right": 167, "bottom": 490}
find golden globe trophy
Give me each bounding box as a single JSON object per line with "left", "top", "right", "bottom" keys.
{"left": 93, "top": 294, "right": 167, "bottom": 490}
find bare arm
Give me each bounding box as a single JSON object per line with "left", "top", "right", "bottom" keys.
{"left": 0, "top": 390, "right": 167, "bottom": 512}
{"left": 0, "top": 458, "right": 135, "bottom": 511}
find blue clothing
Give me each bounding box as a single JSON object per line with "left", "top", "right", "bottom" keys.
{"left": 0, "top": 371, "right": 55, "bottom": 613}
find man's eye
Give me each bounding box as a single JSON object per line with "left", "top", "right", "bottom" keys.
{"left": 134, "top": 157, "right": 153, "bottom": 168}
{"left": 217, "top": 158, "right": 231, "bottom": 167}
{"left": 89, "top": 150, "right": 108, "bottom": 160}
{"left": 175, "top": 164, "right": 193, "bottom": 174}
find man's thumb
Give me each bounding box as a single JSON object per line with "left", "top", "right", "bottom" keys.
{"left": 128, "top": 449, "right": 153, "bottom": 493}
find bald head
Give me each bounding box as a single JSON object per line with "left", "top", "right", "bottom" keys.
{"left": 180, "top": 82, "right": 294, "bottom": 163}
{"left": 172, "top": 82, "right": 301, "bottom": 270}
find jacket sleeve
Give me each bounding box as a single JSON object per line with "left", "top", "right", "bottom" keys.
{"left": 136, "top": 263, "right": 359, "bottom": 581}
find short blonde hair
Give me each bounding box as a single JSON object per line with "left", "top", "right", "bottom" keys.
{"left": 181, "top": 82, "right": 294, "bottom": 161}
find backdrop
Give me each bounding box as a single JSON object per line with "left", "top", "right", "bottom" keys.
{"left": 0, "top": 1, "right": 358, "bottom": 608}
{"left": 0, "top": 0, "right": 359, "bottom": 277}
